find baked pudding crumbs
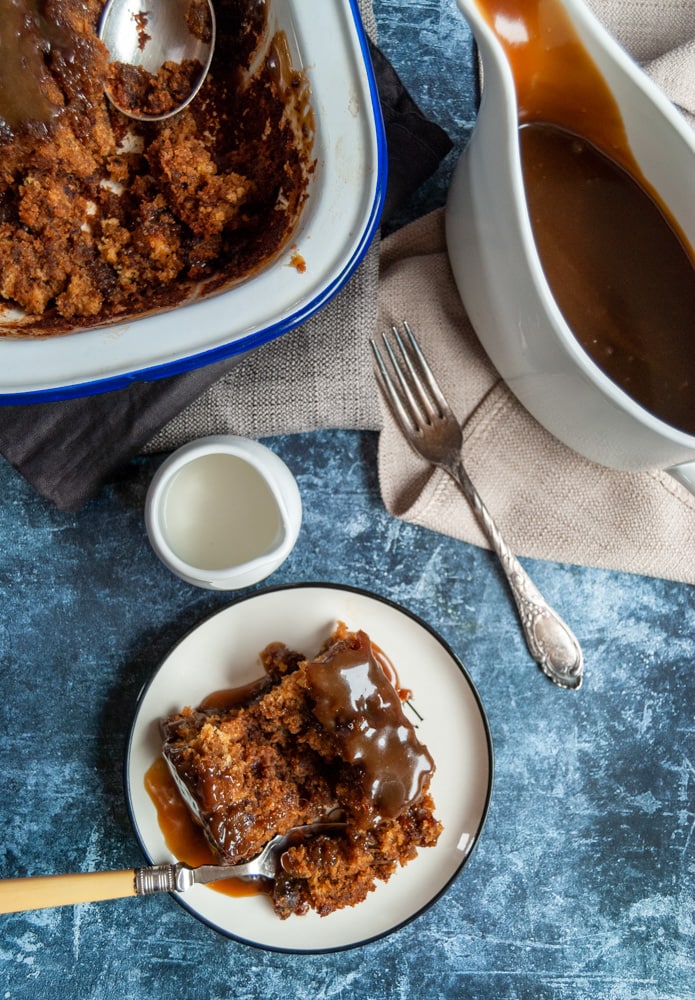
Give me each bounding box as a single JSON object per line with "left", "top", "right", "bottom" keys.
{"left": 0, "top": 0, "right": 314, "bottom": 335}
{"left": 158, "top": 623, "right": 442, "bottom": 919}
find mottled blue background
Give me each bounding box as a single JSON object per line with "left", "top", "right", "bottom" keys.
{"left": 1, "top": 2, "right": 694, "bottom": 999}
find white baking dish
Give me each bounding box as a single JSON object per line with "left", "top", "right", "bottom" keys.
{"left": 0, "top": 0, "right": 386, "bottom": 402}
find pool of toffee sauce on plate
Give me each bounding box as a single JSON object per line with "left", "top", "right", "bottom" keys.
{"left": 475, "top": 0, "right": 695, "bottom": 435}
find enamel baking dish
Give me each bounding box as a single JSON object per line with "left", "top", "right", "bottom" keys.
{"left": 0, "top": 0, "right": 386, "bottom": 402}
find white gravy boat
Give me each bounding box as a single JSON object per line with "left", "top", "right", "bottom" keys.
{"left": 445, "top": 0, "right": 695, "bottom": 495}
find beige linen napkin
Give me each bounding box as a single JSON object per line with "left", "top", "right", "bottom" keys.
{"left": 587, "top": 0, "right": 695, "bottom": 130}
{"left": 147, "top": 0, "right": 695, "bottom": 585}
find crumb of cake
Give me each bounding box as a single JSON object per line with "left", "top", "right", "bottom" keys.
{"left": 159, "top": 623, "right": 442, "bottom": 919}
{"left": 186, "top": 0, "right": 215, "bottom": 44}
{"left": 132, "top": 11, "right": 151, "bottom": 51}
{"left": 107, "top": 59, "right": 205, "bottom": 118}
{"left": 0, "top": 0, "right": 313, "bottom": 335}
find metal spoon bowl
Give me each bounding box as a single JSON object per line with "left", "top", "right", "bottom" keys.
{"left": 98, "top": 0, "right": 216, "bottom": 122}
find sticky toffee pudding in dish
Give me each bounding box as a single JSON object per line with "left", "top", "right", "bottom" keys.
{"left": 0, "top": 0, "right": 313, "bottom": 335}
{"left": 156, "top": 623, "right": 442, "bottom": 919}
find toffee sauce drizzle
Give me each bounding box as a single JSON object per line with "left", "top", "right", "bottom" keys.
{"left": 305, "top": 630, "right": 433, "bottom": 823}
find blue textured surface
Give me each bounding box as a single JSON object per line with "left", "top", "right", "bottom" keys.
{"left": 1, "top": 2, "right": 695, "bottom": 998}
{"left": 377, "top": 0, "right": 478, "bottom": 233}
{"left": 2, "top": 432, "right": 694, "bottom": 999}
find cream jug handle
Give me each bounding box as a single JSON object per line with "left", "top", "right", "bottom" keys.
{"left": 667, "top": 462, "right": 695, "bottom": 498}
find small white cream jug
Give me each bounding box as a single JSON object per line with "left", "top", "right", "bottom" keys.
{"left": 145, "top": 435, "right": 302, "bottom": 589}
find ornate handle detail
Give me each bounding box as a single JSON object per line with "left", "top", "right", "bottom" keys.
{"left": 134, "top": 864, "right": 178, "bottom": 895}
{"left": 453, "top": 460, "right": 584, "bottom": 689}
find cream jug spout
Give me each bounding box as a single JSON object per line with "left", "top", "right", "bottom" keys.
{"left": 445, "top": 0, "right": 695, "bottom": 493}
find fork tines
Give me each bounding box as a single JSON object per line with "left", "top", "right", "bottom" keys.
{"left": 370, "top": 321, "right": 448, "bottom": 430}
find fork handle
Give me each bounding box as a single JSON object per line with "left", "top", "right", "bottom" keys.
{"left": 0, "top": 863, "right": 198, "bottom": 914}
{"left": 452, "top": 460, "right": 584, "bottom": 689}
{"left": 0, "top": 869, "right": 139, "bottom": 914}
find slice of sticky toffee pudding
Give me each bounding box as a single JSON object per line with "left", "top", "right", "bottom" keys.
{"left": 160, "top": 623, "right": 442, "bottom": 918}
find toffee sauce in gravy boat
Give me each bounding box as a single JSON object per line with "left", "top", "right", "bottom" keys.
{"left": 445, "top": 0, "right": 695, "bottom": 495}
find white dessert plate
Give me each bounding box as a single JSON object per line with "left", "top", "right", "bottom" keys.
{"left": 125, "top": 583, "right": 493, "bottom": 952}
{"left": 0, "top": 0, "right": 385, "bottom": 402}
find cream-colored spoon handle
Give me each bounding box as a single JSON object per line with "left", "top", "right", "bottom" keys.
{"left": 0, "top": 869, "right": 137, "bottom": 914}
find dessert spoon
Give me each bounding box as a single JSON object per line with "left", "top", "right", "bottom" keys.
{"left": 98, "top": 0, "right": 216, "bottom": 121}
{"left": 0, "top": 821, "right": 346, "bottom": 914}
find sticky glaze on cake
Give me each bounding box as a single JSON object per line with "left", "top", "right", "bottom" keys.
{"left": 160, "top": 623, "right": 442, "bottom": 918}
{"left": 0, "top": 0, "right": 313, "bottom": 335}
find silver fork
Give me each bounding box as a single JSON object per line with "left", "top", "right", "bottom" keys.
{"left": 0, "top": 822, "right": 346, "bottom": 913}
{"left": 135, "top": 821, "right": 347, "bottom": 895}
{"left": 371, "top": 321, "right": 584, "bottom": 690}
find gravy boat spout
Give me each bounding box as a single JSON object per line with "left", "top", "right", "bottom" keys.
{"left": 445, "top": 0, "right": 695, "bottom": 495}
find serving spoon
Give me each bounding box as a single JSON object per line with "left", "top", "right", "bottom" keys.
{"left": 98, "top": 0, "right": 216, "bottom": 121}
{"left": 0, "top": 822, "right": 346, "bottom": 914}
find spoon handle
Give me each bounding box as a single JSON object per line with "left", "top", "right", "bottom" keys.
{"left": 0, "top": 869, "right": 138, "bottom": 914}
{"left": 452, "top": 460, "right": 584, "bottom": 689}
